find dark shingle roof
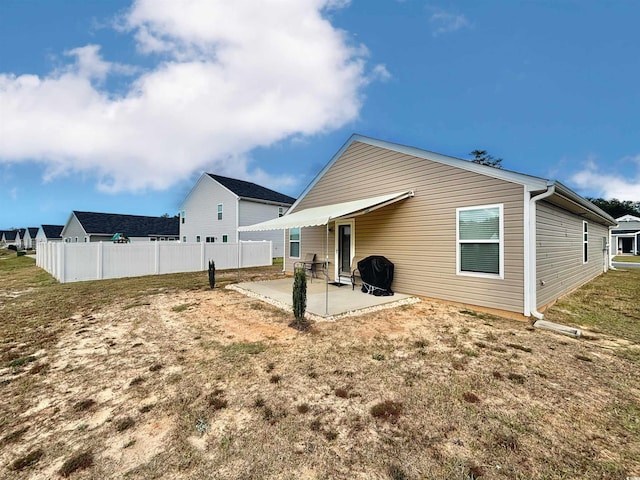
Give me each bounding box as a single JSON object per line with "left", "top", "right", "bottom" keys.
{"left": 3, "top": 230, "right": 17, "bottom": 240}
{"left": 73, "top": 212, "right": 179, "bottom": 237}
{"left": 208, "top": 174, "right": 295, "bottom": 205}
{"left": 42, "top": 225, "right": 64, "bottom": 239}
{"left": 17, "top": 228, "right": 25, "bottom": 238}
{"left": 27, "top": 227, "right": 39, "bottom": 238}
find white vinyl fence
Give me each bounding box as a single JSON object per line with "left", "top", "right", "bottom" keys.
{"left": 36, "top": 241, "right": 272, "bottom": 283}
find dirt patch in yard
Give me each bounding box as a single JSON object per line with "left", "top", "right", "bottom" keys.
{"left": 1, "top": 264, "right": 639, "bottom": 479}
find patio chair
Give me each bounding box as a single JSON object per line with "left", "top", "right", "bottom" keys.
{"left": 351, "top": 256, "right": 366, "bottom": 290}
{"left": 302, "top": 253, "right": 317, "bottom": 281}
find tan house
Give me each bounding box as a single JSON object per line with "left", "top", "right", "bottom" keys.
{"left": 240, "top": 135, "right": 616, "bottom": 318}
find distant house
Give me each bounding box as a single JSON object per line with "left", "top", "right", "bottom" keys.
{"left": 36, "top": 225, "right": 64, "bottom": 245}
{"left": 61, "top": 212, "right": 180, "bottom": 243}
{"left": 16, "top": 228, "right": 26, "bottom": 249}
{"left": 611, "top": 214, "right": 640, "bottom": 255}
{"left": 1, "top": 230, "right": 20, "bottom": 248}
{"left": 240, "top": 134, "right": 616, "bottom": 317}
{"left": 23, "top": 227, "right": 39, "bottom": 250}
{"left": 179, "top": 173, "right": 295, "bottom": 257}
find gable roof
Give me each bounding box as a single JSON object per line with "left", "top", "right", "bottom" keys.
{"left": 27, "top": 227, "right": 39, "bottom": 238}
{"left": 290, "top": 134, "right": 615, "bottom": 226}
{"left": 3, "top": 230, "right": 17, "bottom": 241}
{"left": 72, "top": 212, "right": 179, "bottom": 237}
{"left": 41, "top": 224, "right": 64, "bottom": 239}
{"left": 208, "top": 174, "right": 295, "bottom": 205}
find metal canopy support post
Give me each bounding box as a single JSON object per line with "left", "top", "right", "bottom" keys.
{"left": 325, "top": 223, "right": 329, "bottom": 317}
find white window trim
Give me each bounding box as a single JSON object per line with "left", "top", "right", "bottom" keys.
{"left": 456, "top": 203, "right": 504, "bottom": 279}
{"left": 583, "top": 221, "right": 588, "bottom": 264}
{"left": 289, "top": 227, "right": 301, "bottom": 259}
{"left": 217, "top": 203, "right": 223, "bottom": 221}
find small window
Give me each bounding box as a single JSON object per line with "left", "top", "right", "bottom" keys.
{"left": 74, "top": 237, "right": 78, "bottom": 243}
{"left": 181, "top": 211, "right": 185, "bottom": 224}
{"left": 289, "top": 227, "right": 300, "bottom": 258}
{"left": 206, "top": 236, "right": 215, "bottom": 243}
{"left": 150, "top": 237, "right": 157, "bottom": 241}
{"left": 583, "top": 221, "right": 588, "bottom": 264}
{"left": 196, "top": 235, "right": 201, "bottom": 242}
{"left": 84, "top": 237, "right": 88, "bottom": 242}
{"left": 456, "top": 204, "right": 503, "bottom": 277}
{"left": 217, "top": 204, "right": 223, "bottom": 221}
{"left": 222, "top": 235, "right": 228, "bottom": 243}
{"left": 278, "top": 207, "right": 284, "bottom": 217}
{"left": 182, "top": 236, "right": 187, "bottom": 243}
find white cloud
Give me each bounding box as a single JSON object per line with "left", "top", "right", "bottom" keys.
{"left": 0, "top": 0, "right": 375, "bottom": 193}
{"left": 429, "top": 10, "right": 470, "bottom": 37}
{"left": 570, "top": 155, "right": 640, "bottom": 202}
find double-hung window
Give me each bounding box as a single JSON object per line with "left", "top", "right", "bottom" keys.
{"left": 289, "top": 227, "right": 300, "bottom": 258}
{"left": 217, "top": 204, "right": 223, "bottom": 221}
{"left": 456, "top": 204, "right": 503, "bottom": 278}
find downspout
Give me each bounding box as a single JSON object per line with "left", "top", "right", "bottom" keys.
{"left": 528, "top": 184, "right": 556, "bottom": 320}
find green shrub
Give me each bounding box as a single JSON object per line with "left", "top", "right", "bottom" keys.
{"left": 208, "top": 260, "right": 216, "bottom": 288}
{"left": 292, "top": 267, "right": 307, "bottom": 321}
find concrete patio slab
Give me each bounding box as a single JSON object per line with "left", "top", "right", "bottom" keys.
{"left": 228, "top": 277, "right": 419, "bottom": 320}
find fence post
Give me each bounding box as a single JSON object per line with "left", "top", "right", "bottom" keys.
{"left": 60, "top": 242, "right": 66, "bottom": 283}
{"left": 154, "top": 241, "right": 160, "bottom": 274}
{"left": 97, "top": 242, "right": 104, "bottom": 280}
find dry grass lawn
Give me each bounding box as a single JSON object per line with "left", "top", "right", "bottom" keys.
{"left": 1, "top": 252, "right": 639, "bottom": 479}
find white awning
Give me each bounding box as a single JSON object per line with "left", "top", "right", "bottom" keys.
{"left": 238, "top": 190, "right": 414, "bottom": 232}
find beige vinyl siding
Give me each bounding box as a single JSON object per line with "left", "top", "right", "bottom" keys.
{"left": 536, "top": 201, "right": 609, "bottom": 308}
{"left": 285, "top": 141, "right": 526, "bottom": 313}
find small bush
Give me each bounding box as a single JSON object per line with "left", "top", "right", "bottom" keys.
{"left": 208, "top": 260, "right": 216, "bottom": 288}
{"left": 292, "top": 267, "right": 307, "bottom": 321}
{"left": 297, "top": 403, "right": 310, "bottom": 414}
{"left": 59, "top": 451, "right": 93, "bottom": 477}
{"left": 254, "top": 397, "right": 266, "bottom": 408}
{"left": 10, "top": 448, "right": 44, "bottom": 471}
{"left": 370, "top": 400, "right": 403, "bottom": 423}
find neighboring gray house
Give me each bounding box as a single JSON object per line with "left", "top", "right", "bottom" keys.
{"left": 611, "top": 214, "right": 640, "bottom": 255}
{"left": 61, "top": 212, "right": 180, "bottom": 243}
{"left": 179, "top": 173, "right": 295, "bottom": 257}
{"left": 241, "top": 134, "right": 616, "bottom": 317}
{"left": 36, "top": 225, "right": 64, "bottom": 245}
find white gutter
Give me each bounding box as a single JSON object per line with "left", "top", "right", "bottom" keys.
{"left": 528, "top": 184, "right": 556, "bottom": 319}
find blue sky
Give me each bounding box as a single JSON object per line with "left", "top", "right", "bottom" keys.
{"left": 1, "top": 0, "right": 639, "bottom": 230}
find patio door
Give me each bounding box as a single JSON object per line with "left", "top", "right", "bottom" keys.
{"left": 335, "top": 220, "right": 354, "bottom": 282}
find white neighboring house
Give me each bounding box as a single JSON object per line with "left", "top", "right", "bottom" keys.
{"left": 24, "top": 227, "right": 39, "bottom": 250}
{"left": 61, "top": 211, "right": 180, "bottom": 243}
{"left": 36, "top": 225, "right": 64, "bottom": 245}
{"left": 1, "top": 230, "right": 20, "bottom": 249}
{"left": 611, "top": 214, "right": 640, "bottom": 255}
{"left": 179, "top": 173, "right": 296, "bottom": 257}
